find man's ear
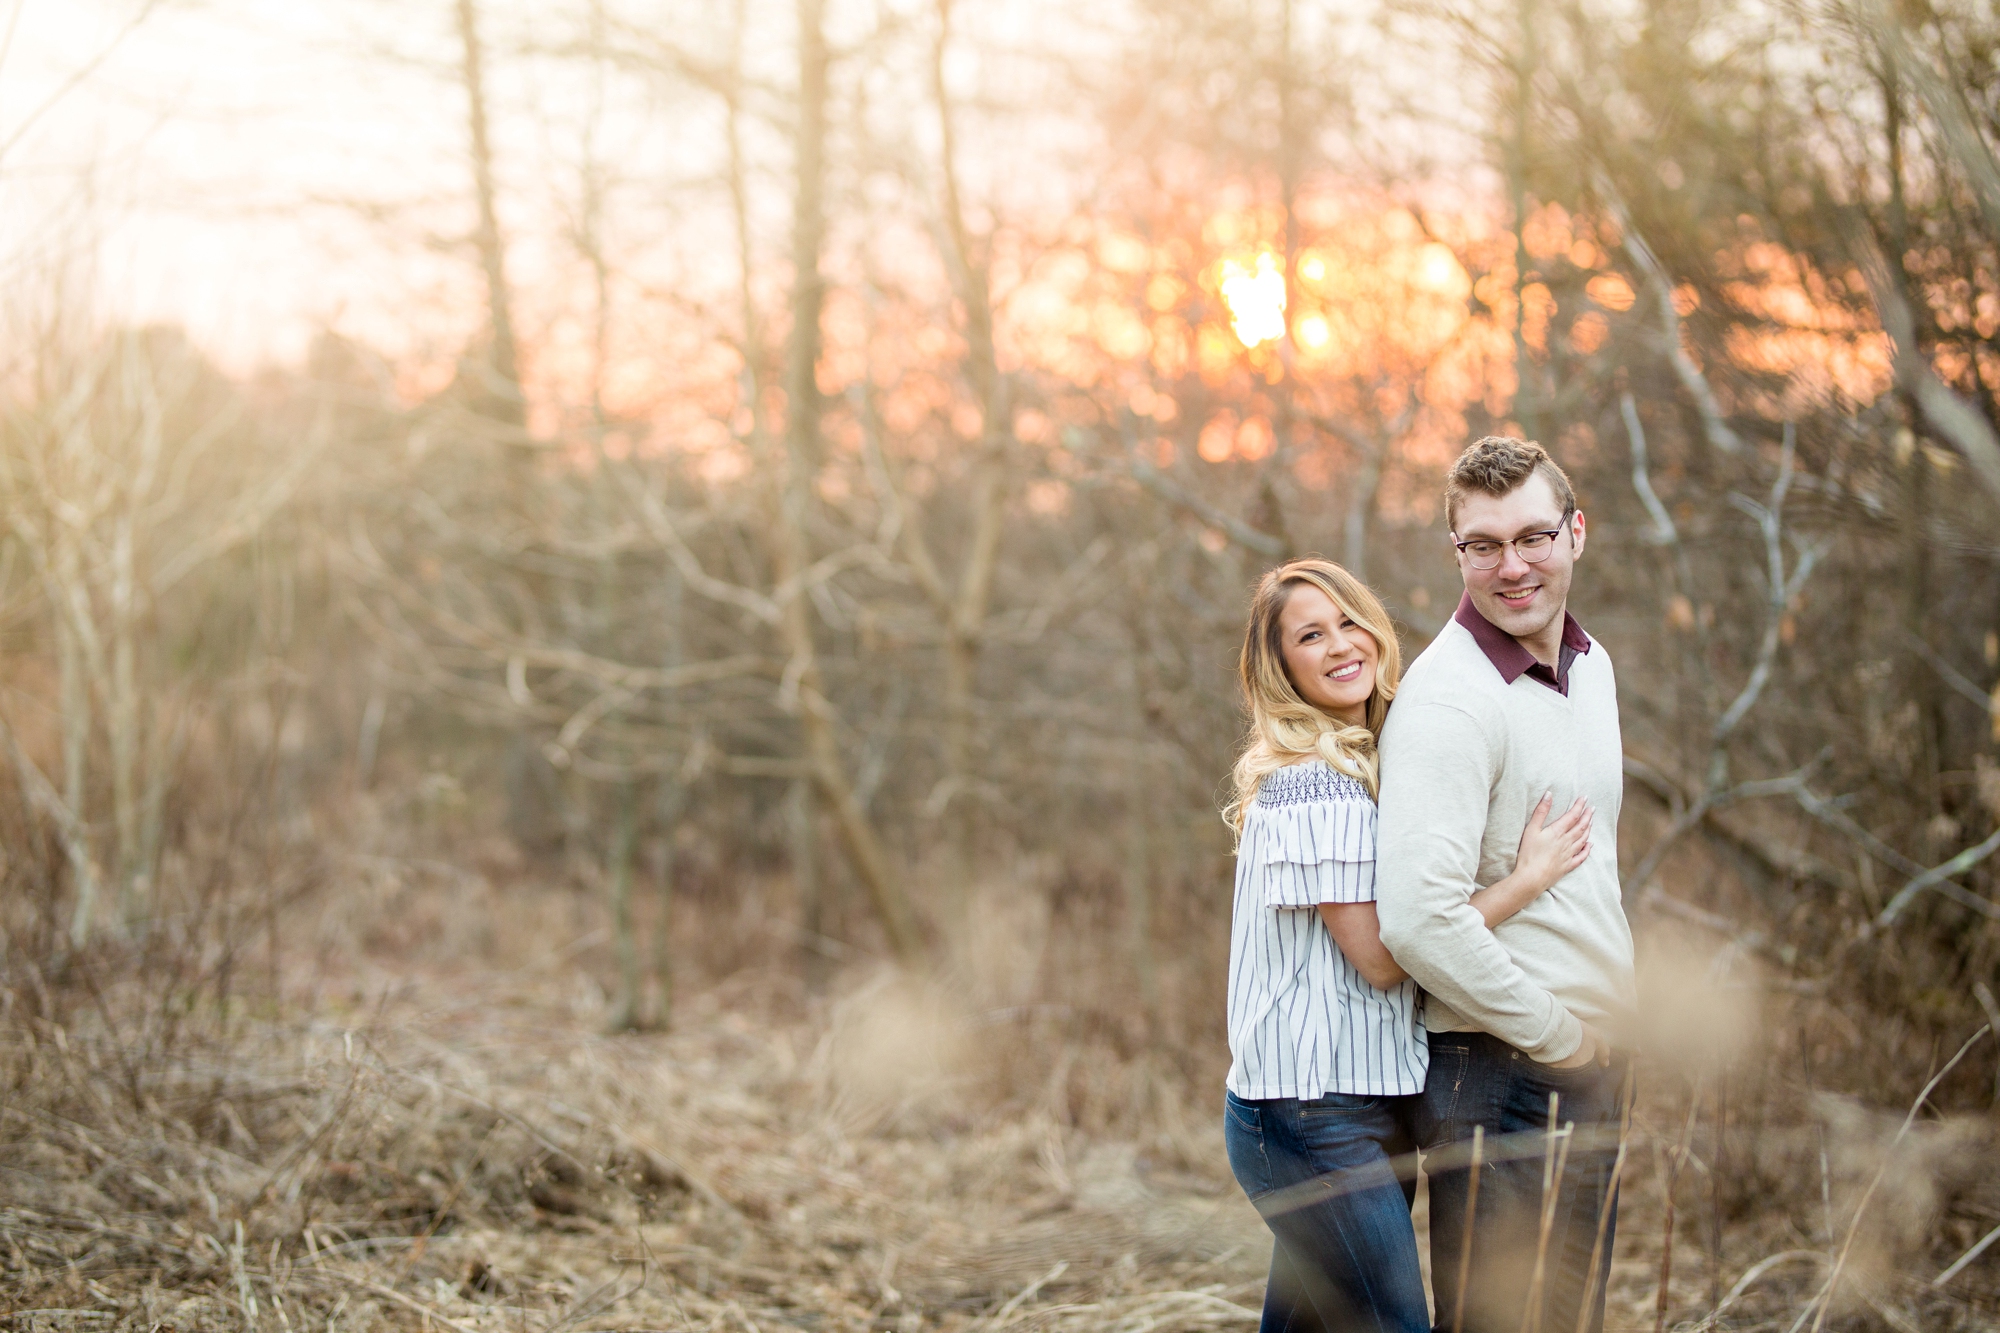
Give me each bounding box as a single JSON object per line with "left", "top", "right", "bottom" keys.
{"left": 1570, "top": 510, "right": 1587, "bottom": 559}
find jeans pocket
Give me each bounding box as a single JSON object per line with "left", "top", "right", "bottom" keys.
{"left": 1419, "top": 1043, "right": 1470, "bottom": 1141}
{"left": 1520, "top": 1057, "right": 1621, "bottom": 1128}
{"left": 1223, "top": 1094, "right": 1275, "bottom": 1200}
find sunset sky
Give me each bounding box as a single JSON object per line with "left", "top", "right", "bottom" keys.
{"left": 3, "top": 0, "right": 1467, "bottom": 378}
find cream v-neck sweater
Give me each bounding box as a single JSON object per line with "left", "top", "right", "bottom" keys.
{"left": 1375, "top": 616, "right": 1636, "bottom": 1065}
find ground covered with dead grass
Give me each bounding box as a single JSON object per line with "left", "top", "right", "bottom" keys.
{"left": 5, "top": 866, "right": 1999, "bottom": 1333}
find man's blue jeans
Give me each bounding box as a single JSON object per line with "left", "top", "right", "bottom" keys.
{"left": 1415, "top": 1032, "right": 1627, "bottom": 1333}
{"left": 1225, "top": 1089, "right": 1430, "bottom": 1333}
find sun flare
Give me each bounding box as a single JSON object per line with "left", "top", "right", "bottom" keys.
{"left": 1219, "top": 252, "right": 1287, "bottom": 347}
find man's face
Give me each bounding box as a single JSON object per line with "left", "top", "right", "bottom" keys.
{"left": 1451, "top": 474, "right": 1586, "bottom": 641}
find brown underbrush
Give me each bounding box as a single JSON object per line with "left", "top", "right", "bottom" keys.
{"left": 3, "top": 839, "right": 1998, "bottom": 1333}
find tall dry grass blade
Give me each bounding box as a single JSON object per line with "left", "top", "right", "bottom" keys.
{"left": 1522, "top": 1094, "right": 1572, "bottom": 1333}
{"left": 986, "top": 1260, "right": 1069, "bottom": 1328}
{"left": 1807, "top": 1023, "right": 1991, "bottom": 1333}
{"left": 1452, "top": 1124, "right": 1484, "bottom": 1333}
{"left": 393, "top": 1117, "right": 500, "bottom": 1282}
{"left": 336, "top": 1274, "right": 483, "bottom": 1333}
{"left": 1258, "top": 1126, "right": 1625, "bottom": 1222}
{"left": 230, "top": 1217, "right": 257, "bottom": 1327}
{"left": 1521, "top": 1092, "right": 1559, "bottom": 1333}
{"left": 1654, "top": 1077, "right": 1703, "bottom": 1333}
{"left": 1574, "top": 1065, "right": 1636, "bottom": 1333}
{"left": 1975, "top": 982, "right": 2000, "bottom": 1103}
{"left": 1708, "top": 1251, "right": 1826, "bottom": 1322}
{"left": 1933, "top": 1221, "right": 2000, "bottom": 1288}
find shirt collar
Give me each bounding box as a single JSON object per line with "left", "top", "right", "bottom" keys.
{"left": 1453, "top": 592, "right": 1591, "bottom": 684}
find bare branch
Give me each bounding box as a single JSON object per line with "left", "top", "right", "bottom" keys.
{"left": 1789, "top": 782, "right": 1926, "bottom": 879}
{"left": 1867, "top": 2, "right": 2000, "bottom": 247}
{"left": 1876, "top": 827, "right": 2000, "bottom": 926}
{"left": 1714, "top": 426, "right": 1825, "bottom": 742}
{"left": 346, "top": 529, "right": 772, "bottom": 695}
{"left": 1597, "top": 180, "right": 1743, "bottom": 454}
{"left": 1067, "top": 423, "right": 1284, "bottom": 557}
{"left": 1848, "top": 221, "right": 2000, "bottom": 502}
{"left": 1901, "top": 630, "right": 1994, "bottom": 711}
{"left": 0, "top": 0, "right": 167, "bottom": 166}
{"left": 623, "top": 479, "right": 781, "bottom": 625}
{"left": 1620, "top": 392, "right": 1678, "bottom": 545}
{"left": 0, "top": 705, "right": 101, "bottom": 946}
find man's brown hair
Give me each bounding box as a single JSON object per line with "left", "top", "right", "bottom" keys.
{"left": 1444, "top": 436, "right": 1576, "bottom": 532}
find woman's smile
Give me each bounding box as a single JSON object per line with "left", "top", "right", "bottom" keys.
{"left": 1278, "top": 584, "right": 1381, "bottom": 725}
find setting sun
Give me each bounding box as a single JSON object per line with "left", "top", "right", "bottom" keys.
{"left": 1219, "top": 251, "right": 1287, "bottom": 346}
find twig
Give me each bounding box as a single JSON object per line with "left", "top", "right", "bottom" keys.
{"left": 1714, "top": 425, "right": 1824, "bottom": 742}
{"left": 330, "top": 1274, "right": 485, "bottom": 1333}
{"left": 1064, "top": 428, "right": 1285, "bottom": 558}
{"left": 1621, "top": 392, "right": 1678, "bottom": 545}
{"left": 394, "top": 1118, "right": 501, "bottom": 1282}
{"left": 1655, "top": 1079, "right": 1703, "bottom": 1333}
{"left": 0, "top": 1313, "right": 116, "bottom": 1321}
{"left": 1846, "top": 218, "right": 2000, "bottom": 502}
{"left": 985, "top": 1260, "right": 1069, "bottom": 1328}
{"left": 1598, "top": 181, "right": 1741, "bottom": 455}
{"left": 1976, "top": 982, "right": 2000, "bottom": 1103}
{"left": 1621, "top": 429, "right": 1825, "bottom": 902}
{"left": 1523, "top": 1096, "right": 1573, "bottom": 1333}
{"left": 1867, "top": 0, "right": 2000, "bottom": 259}
{"left": 1452, "top": 1125, "right": 1483, "bottom": 1333}
{"left": 1934, "top": 1222, "right": 2000, "bottom": 1288}
{"left": 1707, "top": 1251, "right": 1826, "bottom": 1323}
{"left": 0, "top": 704, "right": 103, "bottom": 946}
{"left": 1625, "top": 758, "right": 1823, "bottom": 902}
{"left": 1901, "top": 630, "right": 1995, "bottom": 711}
{"left": 1574, "top": 1069, "right": 1636, "bottom": 1333}
{"left": 1875, "top": 828, "right": 2000, "bottom": 926}
{"left": 1808, "top": 1025, "right": 1993, "bottom": 1333}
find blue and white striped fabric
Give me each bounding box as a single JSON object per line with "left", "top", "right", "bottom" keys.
{"left": 1225, "top": 760, "right": 1428, "bottom": 1099}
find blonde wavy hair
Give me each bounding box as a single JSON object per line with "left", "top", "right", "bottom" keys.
{"left": 1224, "top": 558, "right": 1402, "bottom": 833}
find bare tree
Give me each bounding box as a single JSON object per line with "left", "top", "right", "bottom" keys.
{"left": 0, "top": 327, "right": 312, "bottom": 941}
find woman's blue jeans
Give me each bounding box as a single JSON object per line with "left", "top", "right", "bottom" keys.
{"left": 1225, "top": 1089, "right": 1429, "bottom": 1333}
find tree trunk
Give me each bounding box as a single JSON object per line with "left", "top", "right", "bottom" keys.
{"left": 109, "top": 518, "right": 141, "bottom": 926}
{"left": 788, "top": 776, "right": 826, "bottom": 985}
{"left": 1343, "top": 433, "right": 1385, "bottom": 578}
{"left": 55, "top": 538, "right": 96, "bottom": 946}
{"left": 928, "top": 0, "right": 1011, "bottom": 916}
{"left": 648, "top": 809, "right": 676, "bottom": 1028}
{"left": 1124, "top": 743, "right": 1158, "bottom": 1026}
{"left": 453, "top": 0, "right": 523, "bottom": 431}
{"left": 1506, "top": 0, "right": 1541, "bottom": 443}
{"left": 778, "top": 0, "right": 923, "bottom": 965}
{"left": 606, "top": 780, "right": 641, "bottom": 1031}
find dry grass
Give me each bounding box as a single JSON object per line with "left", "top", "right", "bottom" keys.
{"left": 0, "top": 856, "right": 1276, "bottom": 1333}
{"left": 4, "top": 850, "right": 1999, "bottom": 1333}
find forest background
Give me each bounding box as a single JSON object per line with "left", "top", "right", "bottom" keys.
{"left": 4, "top": 0, "right": 2000, "bottom": 1329}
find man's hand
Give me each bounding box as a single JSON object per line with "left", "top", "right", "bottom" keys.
{"left": 1547, "top": 1020, "right": 1611, "bottom": 1070}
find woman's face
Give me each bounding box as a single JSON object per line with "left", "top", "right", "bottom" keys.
{"left": 1277, "top": 583, "right": 1379, "bottom": 726}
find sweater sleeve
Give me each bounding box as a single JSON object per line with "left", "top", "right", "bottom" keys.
{"left": 1374, "top": 700, "right": 1584, "bottom": 1064}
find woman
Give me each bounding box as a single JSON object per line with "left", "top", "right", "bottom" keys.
{"left": 1223, "top": 559, "right": 1590, "bottom": 1333}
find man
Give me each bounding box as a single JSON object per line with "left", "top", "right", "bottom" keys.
{"left": 1375, "top": 436, "right": 1635, "bottom": 1333}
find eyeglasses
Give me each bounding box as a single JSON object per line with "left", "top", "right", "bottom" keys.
{"left": 1452, "top": 510, "right": 1574, "bottom": 571}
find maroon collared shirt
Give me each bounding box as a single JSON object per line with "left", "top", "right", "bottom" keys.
{"left": 1453, "top": 593, "right": 1592, "bottom": 696}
